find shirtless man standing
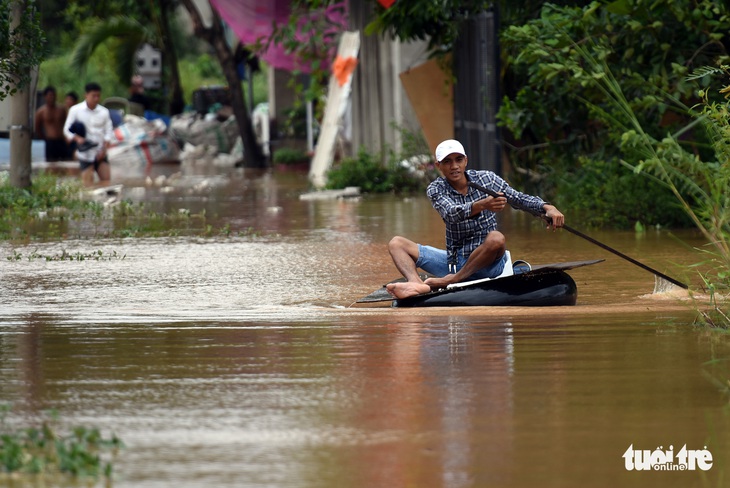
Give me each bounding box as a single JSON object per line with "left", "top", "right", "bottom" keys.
{"left": 34, "top": 86, "right": 68, "bottom": 162}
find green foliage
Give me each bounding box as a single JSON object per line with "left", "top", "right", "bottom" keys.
{"left": 638, "top": 83, "right": 730, "bottom": 320}
{"left": 183, "top": 52, "right": 222, "bottom": 80}
{"left": 273, "top": 147, "right": 309, "bottom": 165}
{"left": 6, "top": 249, "right": 126, "bottom": 261}
{"left": 326, "top": 146, "right": 435, "bottom": 194}
{"left": 0, "top": 172, "right": 87, "bottom": 213}
{"left": 498, "top": 0, "right": 730, "bottom": 226}
{"left": 280, "top": 103, "right": 314, "bottom": 138}
{"left": 365, "top": 0, "right": 491, "bottom": 55}
{"left": 326, "top": 124, "right": 437, "bottom": 193}
{"left": 556, "top": 33, "right": 730, "bottom": 323}
{"left": 70, "top": 15, "right": 157, "bottom": 84}
{"left": 177, "top": 55, "right": 226, "bottom": 107}
{"left": 0, "top": 173, "right": 260, "bottom": 241}
{"left": 0, "top": 0, "right": 47, "bottom": 100}
{"left": 557, "top": 156, "right": 691, "bottom": 229}
{"left": 39, "top": 0, "right": 170, "bottom": 56}
{"left": 38, "top": 47, "right": 128, "bottom": 102}
{"left": 326, "top": 147, "right": 390, "bottom": 192}
{"left": 263, "top": 0, "right": 346, "bottom": 107}
{"left": 0, "top": 405, "right": 122, "bottom": 480}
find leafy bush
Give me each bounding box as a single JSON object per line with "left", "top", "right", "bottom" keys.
{"left": 550, "top": 27, "right": 730, "bottom": 324}
{"left": 326, "top": 147, "right": 391, "bottom": 192}
{"left": 0, "top": 173, "right": 87, "bottom": 214}
{"left": 497, "top": 1, "right": 730, "bottom": 227}
{"left": 273, "top": 147, "right": 309, "bottom": 165}
{"left": 326, "top": 146, "right": 434, "bottom": 194}
{"left": 38, "top": 47, "right": 128, "bottom": 104}
{"left": 557, "top": 156, "right": 692, "bottom": 229}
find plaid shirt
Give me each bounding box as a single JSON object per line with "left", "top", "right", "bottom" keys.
{"left": 427, "top": 169, "right": 546, "bottom": 267}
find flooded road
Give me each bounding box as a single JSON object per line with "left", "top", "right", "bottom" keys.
{"left": 1, "top": 165, "right": 728, "bottom": 487}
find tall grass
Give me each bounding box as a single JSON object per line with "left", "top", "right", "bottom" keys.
{"left": 563, "top": 34, "right": 729, "bottom": 326}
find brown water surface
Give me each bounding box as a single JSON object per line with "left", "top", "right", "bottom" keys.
{"left": 0, "top": 166, "right": 727, "bottom": 487}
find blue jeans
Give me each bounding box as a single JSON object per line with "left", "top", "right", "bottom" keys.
{"left": 416, "top": 244, "right": 507, "bottom": 280}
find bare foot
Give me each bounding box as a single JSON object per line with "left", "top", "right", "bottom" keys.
{"left": 386, "top": 281, "right": 431, "bottom": 299}
{"left": 424, "top": 274, "right": 456, "bottom": 289}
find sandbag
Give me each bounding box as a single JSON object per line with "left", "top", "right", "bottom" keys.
{"left": 169, "top": 112, "right": 239, "bottom": 154}
{"left": 108, "top": 136, "right": 179, "bottom": 167}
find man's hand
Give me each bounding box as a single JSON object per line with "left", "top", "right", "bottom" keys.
{"left": 473, "top": 194, "right": 507, "bottom": 216}
{"left": 486, "top": 194, "right": 507, "bottom": 212}
{"left": 543, "top": 204, "right": 565, "bottom": 229}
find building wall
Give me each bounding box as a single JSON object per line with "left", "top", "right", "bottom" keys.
{"left": 347, "top": 0, "right": 428, "bottom": 158}
{"left": 263, "top": 1, "right": 431, "bottom": 160}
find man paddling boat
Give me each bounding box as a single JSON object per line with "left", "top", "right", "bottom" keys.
{"left": 387, "top": 139, "right": 565, "bottom": 299}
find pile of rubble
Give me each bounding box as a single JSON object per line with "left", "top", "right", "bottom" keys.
{"left": 107, "top": 110, "right": 247, "bottom": 171}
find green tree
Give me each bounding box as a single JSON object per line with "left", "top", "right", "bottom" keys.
{"left": 179, "top": 0, "right": 265, "bottom": 168}
{"left": 366, "top": 0, "right": 730, "bottom": 228}
{"left": 43, "top": 0, "right": 269, "bottom": 167}
{"left": 69, "top": 0, "right": 185, "bottom": 114}
{"left": 263, "top": 0, "right": 349, "bottom": 120}
{"left": 39, "top": 0, "right": 158, "bottom": 56}
{"left": 0, "top": 0, "right": 45, "bottom": 100}
{"left": 2, "top": 0, "right": 46, "bottom": 190}
{"left": 498, "top": 1, "right": 730, "bottom": 227}
{"left": 366, "top": 0, "right": 489, "bottom": 55}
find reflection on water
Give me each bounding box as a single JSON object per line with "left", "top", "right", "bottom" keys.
{"left": 2, "top": 315, "right": 728, "bottom": 488}
{"left": 0, "top": 169, "right": 726, "bottom": 487}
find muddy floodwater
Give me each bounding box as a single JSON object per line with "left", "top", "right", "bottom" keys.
{"left": 1, "top": 164, "right": 729, "bottom": 488}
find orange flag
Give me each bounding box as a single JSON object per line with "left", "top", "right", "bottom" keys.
{"left": 333, "top": 55, "right": 358, "bottom": 86}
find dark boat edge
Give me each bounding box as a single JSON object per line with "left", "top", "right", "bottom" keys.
{"left": 393, "top": 269, "right": 578, "bottom": 308}
{"left": 354, "top": 259, "right": 604, "bottom": 307}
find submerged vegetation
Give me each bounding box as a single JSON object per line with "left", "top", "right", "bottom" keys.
{"left": 6, "top": 249, "right": 126, "bottom": 261}
{"left": 0, "top": 173, "right": 260, "bottom": 241}
{"left": 0, "top": 405, "right": 122, "bottom": 482}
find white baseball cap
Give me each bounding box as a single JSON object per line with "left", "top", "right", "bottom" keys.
{"left": 435, "top": 139, "right": 466, "bottom": 162}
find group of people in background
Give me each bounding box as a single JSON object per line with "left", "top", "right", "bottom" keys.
{"left": 33, "top": 87, "right": 78, "bottom": 162}
{"left": 33, "top": 77, "right": 147, "bottom": 186}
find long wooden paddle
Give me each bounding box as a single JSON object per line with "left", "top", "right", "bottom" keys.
{"left": 467, "top": 181, "right": 689, "bottom": 290}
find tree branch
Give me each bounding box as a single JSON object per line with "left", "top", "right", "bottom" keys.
{"left": 178, "top": 0, "right": 212, "bottom": 44}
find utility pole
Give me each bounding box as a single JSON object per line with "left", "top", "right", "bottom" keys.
{"left": 9, "top": 0, "right": 32, "bottom": 189}
{"left": 453, "top": 7, "right": 501, "bottom": 174}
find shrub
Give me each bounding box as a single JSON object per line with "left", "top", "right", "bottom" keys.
{"left": 557, "top": 156, "right": 693, "bottom": 229}
{"left": 325, "top": 146, "right": 435, "bottom": 194}
{"left": 273, "top": 147, "right": 309, "bottom": 165}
